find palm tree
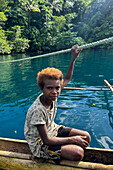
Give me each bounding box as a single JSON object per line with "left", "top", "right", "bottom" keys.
{"left": 46, "top": 0, "right": 63, "bottom": 15}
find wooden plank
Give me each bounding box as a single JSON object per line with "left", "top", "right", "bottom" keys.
{"left": 0, "top": 151, "right": 113, "bottom": 170}
{"left": 56, "top": 159, "right": 113, "bottom": 169}
{"left": 0, "top": 150, "right": 32, "bottom": 160}
{"left": 0, "top": 155, "right": 87, "bottom": 170}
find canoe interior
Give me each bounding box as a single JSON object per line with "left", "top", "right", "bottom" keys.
{"left": 0, "top": 137, "right": 31, "bottom": 154}
{"left": 0, "top": 137, "right": 113, "bottom": 166}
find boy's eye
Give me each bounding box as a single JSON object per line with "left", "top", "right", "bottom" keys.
{"left": 56, "top": 87, "right": 60, "bottom": 90}
{"left": 47, "top": 87, "right": 52, "bottom": 90}
{"left": 47, "top": 87, "right": 60, "bottom": 90}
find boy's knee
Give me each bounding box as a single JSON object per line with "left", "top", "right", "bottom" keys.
{"left": 72, "top": 147, "right": 84, "bottom": 161}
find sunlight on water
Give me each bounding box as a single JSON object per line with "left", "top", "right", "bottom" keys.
{"left": 97, "top": 136, "right": 113, "bottom": 149}
{"left": 0, "top": 49, "right": 113, "bottom": 149}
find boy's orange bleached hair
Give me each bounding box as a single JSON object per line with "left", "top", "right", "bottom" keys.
{"left": 37, "top": 67, "right": 63, "bottom": 89}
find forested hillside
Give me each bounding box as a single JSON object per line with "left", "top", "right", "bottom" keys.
{"left": 0, "top": 0, "right": 113, "bottom": 54}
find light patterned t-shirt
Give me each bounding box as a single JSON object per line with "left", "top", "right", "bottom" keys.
{"left": 24, "top": 93, "right": 60, "bottom": 158}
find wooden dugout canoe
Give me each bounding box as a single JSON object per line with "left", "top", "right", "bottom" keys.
{"left": 0, "top": 138, "right": 113, "bottom": 169}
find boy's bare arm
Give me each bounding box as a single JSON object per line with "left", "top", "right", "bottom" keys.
{"left": 62, "top": 45, "right": 82, "bottom": 88}
{"left": 37, "top": 124, "right": 69, "bottom": 145}
{"left": 37, "top": 124, "right": 88, "bottom": 148}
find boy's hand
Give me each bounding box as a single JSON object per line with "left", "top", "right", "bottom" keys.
{"left": 71, "top": 45, "right": 82, "bottom": 61}
{"left": 70, "top": 135, "right": 89, "bottom": 149}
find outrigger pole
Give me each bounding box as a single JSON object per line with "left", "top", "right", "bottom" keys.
{"left": 1, "top": 37, "right": 113, "bottom": 63}
{"left": 63, "top": 80, "right": 113, "bottom": 93}
{"left": 104, "top": 80, "right": 113, "bottom": 93}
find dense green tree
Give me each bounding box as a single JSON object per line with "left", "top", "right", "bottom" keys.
{"left": 23, "top": 26, "right": 40, "bottom": 51}
{"left": 46, "top": 0, "right": 63, "bottom": 15}
{"left": 9, "top": 26, "right": 30, "bottom": 53}
{"left": 0, "top": 0, "right": 9, "bottom": 11}
{"left": 18, "top": 0, "right": 41, "bottom": 27}
{"left": 0, "top": 26, "right": 12, "bottom": 54}
{"left": 0, "top": 12, "right": 7, "bottom": 25}
{"left": 75, "top": 0, "right": 113, "bottom": 45}
{"left": 55, "top": 31, "right": 84, "bottom": 50}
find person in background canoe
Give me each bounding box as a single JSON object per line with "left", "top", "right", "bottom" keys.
{"left": 24, "top": 45, "right": 91, "bottom": 161}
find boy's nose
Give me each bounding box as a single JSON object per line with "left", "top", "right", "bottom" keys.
{"left": 52, "top": 88, "right": 57, "bottom": 93}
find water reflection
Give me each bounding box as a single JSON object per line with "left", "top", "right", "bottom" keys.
{"left": 104, "top": 91, "right": 113, "bottom": 129}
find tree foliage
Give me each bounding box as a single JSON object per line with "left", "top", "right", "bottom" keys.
{"left": 0, "top": 0, "right": 113, "bottom": 54}
{"left": 76, "top": 0, "right": 113, "bottom": 48}
{"left": 0, "top": 26, "right": 12, "bottom": 54}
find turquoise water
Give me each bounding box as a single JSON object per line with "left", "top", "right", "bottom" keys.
{"left": 0, "top": 49, "right": 113, "bottom": 149}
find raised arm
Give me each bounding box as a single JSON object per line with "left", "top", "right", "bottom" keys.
{"left": 61, "top": 45, "right": 82, "bottom": 89}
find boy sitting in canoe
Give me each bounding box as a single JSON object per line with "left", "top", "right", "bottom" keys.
{"left": 24, "top": 45, "right": 91, "bottom": 161}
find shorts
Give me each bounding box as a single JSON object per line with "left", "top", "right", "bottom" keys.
{"left": 41, "top": 126, "right": 71, "bottom": 159}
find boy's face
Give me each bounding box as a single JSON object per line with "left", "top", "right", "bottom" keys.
{"left": 41, "top": 79, "right": 61, "bottom": 102}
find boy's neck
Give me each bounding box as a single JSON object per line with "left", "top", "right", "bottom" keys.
{"left": 40, "top": 95, "right": 53, "bottom": 110}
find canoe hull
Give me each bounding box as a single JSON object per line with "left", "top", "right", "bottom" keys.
{"left": 0, "top": 137, "right": 113, "bottom": 169}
